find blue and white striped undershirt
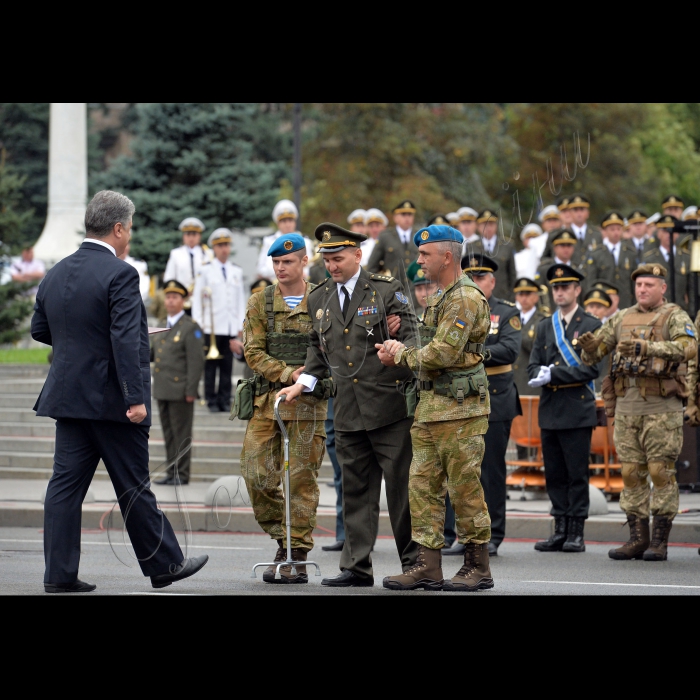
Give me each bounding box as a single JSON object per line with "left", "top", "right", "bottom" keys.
{"left": 284, "top": 295, "right": 304, "bottom": 309}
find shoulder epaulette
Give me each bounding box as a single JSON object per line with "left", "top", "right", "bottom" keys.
{"left": 308, "top": 282, "right": 328, "bottom": 295}
{"left": 202, "top": 244, "right": 210, "bottom": 251}
{"left": 584, "top": 310, "right": 599, "bottom": 319}
{"left": 369, "top": 273, "right": 394, "bottom": 282}
{"left": 643, "top": 249, "right": 657, "bottom": 259}
{"left": 501, "top": 299, "right": 516, "bottom": 307}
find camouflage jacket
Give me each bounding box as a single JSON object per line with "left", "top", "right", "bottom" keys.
{"left": 243, "top": 281, "right": 327, "bottom": 421}
{"left": 395, "top": 272, "right": 491, "bottom": 425}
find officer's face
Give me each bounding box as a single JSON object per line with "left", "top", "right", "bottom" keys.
{"left": 323, "top": 247, "right": 362, "bottom": 283}
{"left": 542, "top": 218, "right": 561, "bottom": 233}
{"left": 663, "top": 207, "right": 683, "bottom": 219}
{"left": 516, "top": 291, "right": 538, "bottom": 312}
{"left": 604, "top": 224, "right": 623, "bottom": 245}
{"left": 552, "top": 282, "right": 579, "bottom": 309}
{"left": 272, "top": 252, "right": 307, "bottom": 284}
{"left": 629, "top": 222, "right": 647, "bottom": 239}
{"left": 417, "top": 242, "right": 450, "bottom": 281}
{"left": 164, "top": 292, "right": 185, "bottom": 316}
{"left": 278, "top": 217, "right": 297, "bottom": 234}
{"left": 393, "top": 212, "right": 414, "bottom": 229}
{"left": 350, "top": 223, "right": 366, "bottom": 235}
{"left": 570, "top": 207, "right": 589, "bottom": 226}
{"left": 656, "top": 229, "right": 679, "bottom": 250}
{"left": 472, "top": 273, "right": 496, "bottom": 299}
{"left": 585, "top": 302, "right": 607, "bottom": 319}
{"left": 554, "top": 242, "right": 574, "bottom": 263}
{"left": 214, "top": 242, "right": 231, "bottom": 263}
{"left": 367, "top": 221, "right": 385, "bottom": 239}
{"left": 458, "top": 220, "right": 476, "bottom": 238}
{"left": 480, "top": 221, "right": 498, "bottom": 239}
{"left": 183, "top": 231, "right": 201, "bottom": 248}
{"left": 635, "top": 277, "right": 666, "bottom": 309}
{"left": 559, "top": 209, "right": 573, "bottom": 226}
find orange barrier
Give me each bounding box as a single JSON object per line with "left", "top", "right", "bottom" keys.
{"left": 589, "top": 400, "right": 623, "bottom": 495}
{"left": 506, "top": 396, "right": 546, "bottom": 489}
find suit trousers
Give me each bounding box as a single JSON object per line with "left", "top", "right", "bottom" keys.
{"left": 44, "top": 418, "right": 184, "bottom": 583}
{"left": 325, "top": 397, "right": 344, "bottom": 542}
{"left": 157, "top": 400, "right": 194, "bottom": 482}
{"left": 205, "top": 334, "right": 233, "bottom": 409}
{"left": 480, "top": 419, "right": 512, "bottom": 547}
{"left": 540, "top": 427, "right": 592, "bottom": 519}
{"left": 335, "top": 417, "right": 418, "bottom": 578}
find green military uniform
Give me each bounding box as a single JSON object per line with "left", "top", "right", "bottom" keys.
{"left": 241, "top": 281, "right": 327, "bottom": 553}
{"left": 151, "top": 281, "right": 205, "bottom": 485}
{"left": 581, "top": 263, "right": 698, "bottom": 560}
{"left": 584, "top": 238, "right": 637, "bottom": 310}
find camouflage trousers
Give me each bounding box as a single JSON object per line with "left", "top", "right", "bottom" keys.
{"left": 409, "top": 417, "right": 491, "bottom": 548}
{"left": 240, "top": 411, "right": 325, "bottom": 550}
{"left": 614, "top": 412, "right": 682, "bottom": 519}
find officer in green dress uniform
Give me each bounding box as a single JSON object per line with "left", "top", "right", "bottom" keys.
{"left": 152, "top": 280, "right": 205, "bottom": 485}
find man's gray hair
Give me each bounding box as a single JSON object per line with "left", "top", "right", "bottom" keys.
{"left": 436, "top": 240, "right": 463, "bottom": 264}
{"left": 85, "top": 190, "right": 135, "bottom": 237}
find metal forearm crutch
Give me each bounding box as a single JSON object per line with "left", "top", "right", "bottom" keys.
{"left": 251, "top": 395, "right": 322, "bottom": 579}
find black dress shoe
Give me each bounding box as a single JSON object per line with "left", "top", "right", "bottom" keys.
{"left": 150, "top": 555, "right": 209, "bottom": 589}
{"left": 487, "top": 542, "right": 499, "bottom": 557}
{"left": 442, "top": 542, "right": 466, "bottom": 556}
{"left": 45, "top": 579, "right": 96, "bottom": 593}
{"left": 321, "top": 570, "right": 374, "bottom": 587}
{"left": 218, "top": 405, "right": 231, "bottom": 413}
{"left": 321, "top": 540, "right": 345, "bottom": 552}
{"left": 153, "top": 475, "right": 188, "bottom": 486}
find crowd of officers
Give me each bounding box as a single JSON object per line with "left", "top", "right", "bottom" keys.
{"left": 150, "top": 193, "right": 700, "bottom": 590}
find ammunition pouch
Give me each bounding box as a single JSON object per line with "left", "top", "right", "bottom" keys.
{"left": 404, "top": 378, "right": 419, "bottom": 418}
{"left": 266, "top": 331, "right": 309, "bottom": 365}
{"left": 230, "top": 376, "right": 256, "bottom": 421}
{"left": 613, "top": 375, "right": 680, "bottom": 399}
{"left": 419, "top": 364, "right": 488, "bottom": 405}
{"left": 601, "top": 375, "right": 617, "bottom": 418}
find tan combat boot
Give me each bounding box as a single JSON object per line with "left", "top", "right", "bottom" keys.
{"left": 643, "top": 516, "right": 673, "bottom": 561}
{"left": 277, "top": 548, "right": 308, "bottom": 583}
{"left": 262, "top": 540, "right": 286, "bottom": 583}
{"left": 608, "top": 515, "right": 650, "bottom": 560}
{"left": 443, "top": 542, "right": 494, "bottom": 592}
{"left": 382, "top": 544, "right": 444, "bottom": 591}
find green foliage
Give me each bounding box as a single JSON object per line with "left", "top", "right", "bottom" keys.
{"left": 0, "top": 347, "right": 50, "bottom": 363}
{"left": 0, "top": 281, "right": 34, "bottom": 345}
{"left": 0, "top": 150, "right": 34, "bottom": 252}
{"left": 93, "top": 103, "right": 291, "bottom": 276}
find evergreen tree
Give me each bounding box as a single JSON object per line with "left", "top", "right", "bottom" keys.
{"left": 93, "top": 103, "right": 291, "bottom": 276}
{"left": 0, "top": 282, "right": 33, "bottom": 345}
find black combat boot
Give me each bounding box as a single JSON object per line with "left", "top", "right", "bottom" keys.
{"left": 643, "top": 516, "right": 673, "bottom": 561}
{"left": 534, "top": 515, "right": 567, "bottom": 552}
{"left": 562, "top": 516, "right": 586, "bottom": 552}
{"left": 608, "top": 515, "right": 650, "bottom": 560}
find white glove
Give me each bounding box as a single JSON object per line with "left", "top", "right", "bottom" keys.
{"left": 528, "top": 364, "right": 553, "bottom": 388}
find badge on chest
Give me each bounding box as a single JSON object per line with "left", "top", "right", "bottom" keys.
{"left": 490, "top": 314, "right": 500, "bottom": 335}
{"left": 357, "top": 306, "right": 378, "bottom": 316}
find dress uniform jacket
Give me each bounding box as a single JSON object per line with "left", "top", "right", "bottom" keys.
{"left": 541, "top": 226, "right": 602, "bottom": 266}
{"left": 164, "top": 244, "right": 212, "bottom": 293}
{"left": 584, "top": 240, "right": 637, "bottom": 310}
{"left": 366, "top": 228, "right": 418, "bottom": 284}
{"left": 643, "top": 247, "right": 691, "bottom": 311}
{"left": 514, "top": 307, "right": 550, "bottom": 396}
{"left": 536, "top": 257, "right": 583, "bottom": 310}
{"left": 192, "top": 259, "right": 246, "bottom": 337}
{"left": 464, "top": 239, "right": 518, "bottom": 303}
{"left": 528, "top": 307, "right": 602, "bottom": 430}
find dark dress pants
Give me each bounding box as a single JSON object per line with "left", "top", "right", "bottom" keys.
{"left": 540, "top": 427, "right": 592, "bottom": 518}
{"left": 158, "top": 399, "right": 194, "bottom": 482}
{"left": 205, "top": 334, "right": 233, "bottom": 410}
{"left": 325, "top": 397, "right": 344, "bottom": 542}
{"left": 44, "top": 418, "right": 184, "bottom": 584}
{"left": 443, "top": 492, "right": 456, "bottom": 547}
{"left": 480, "top": 419, "right": 512, "bottom": 547}
{"left": 335, "top": 417, "right": 418, "bottom": 578}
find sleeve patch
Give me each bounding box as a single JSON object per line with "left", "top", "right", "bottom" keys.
{"left": 445, "top": 328, "right": 463, "bottom": 348}
{"left": 395, "top": 292, "right": 408, "bottom": 304}
{"left": 509, "top": 316, "right": 522, "bottom": 330}
{"left": 685, "top": 323, "right": 696, "bottom": 338}
{"left": 454, "top": 318, "right": 466, "bottom": 329}
{"left": 194, "top": 330, "right": 202, "bottom": 338}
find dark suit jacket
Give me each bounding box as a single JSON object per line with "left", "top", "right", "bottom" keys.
{"left": 31, "top": 241, "right": 152, "bottom": 426}
{"left": 528, "top": 306, "right": 602, "bottom": 430}
{"left": 304, "top": 270, "right": 417, "bottom": 432}
{"left": 485, "top": 296, "right": 522, "bottom": 422}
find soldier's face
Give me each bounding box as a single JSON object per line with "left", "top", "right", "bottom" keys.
{"left": 183, "top": 231, "right": 201, "bottom": 248}
{"left": 570, "top": 207, "right": 589, "bottom": 226}
{"left": 323, "top": 248, "right": 362, "bottom": 283}
{"left": 278, "top": 217, "right": 297, "bottom": 234}
{"left": 635, "top": 278, "right": 666, "bottom": 309}
{"left": 472, "top": 273, "right": 496, "bottom": 299}
{"left": 458, "top": 220, "right": 476, "bottom": 238}
{"left": 350, "top": 223, "right": 366, "bottom": 235}
{"left": 604, "top": 224, "right": 623, "bottom": 244}
{"left": 663, "top": 207, "right": 683, "bottom": 219}
{"left": 164, "top": 292, "right": 185, "bottom": 316}
{"left": 629, "top": 222, "right": 647, "bottom": 239}
{"left": 542, "top": 218, "right": 561, "bottom": 233}
{"left": 585, "top": 302, "right": 607, "bottom": 319}
{"left": 554, "top": 243, "right": 574, "bottom": 263}
{"left": 552, "top": 282, "right": 579, "bottom": 309}
{"left": 516, "top": 291, "right": 538, "bottom": 312}
{"left": 272, "top": 252, "right": 307, "bottom": 284}
{"left": 394, "top": 212, "right": 414, "bottom": 229}
{"left": 481, "top": 221, "right": 498, "bottom": 239}
{"left": 559, "top": 209, "right": 573, "bottom": 226}
{"left": 416, "top": 242, "right": 449, "bottom": 281}
{"left": 367, "top": 221, "right": 384, "bottom": 239}
{"left": 214, "top": 243, "right": 231, "bottom": 263}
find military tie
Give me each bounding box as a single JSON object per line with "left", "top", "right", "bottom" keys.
{"left": 222, "top": 265, "right": 227, "bottom": 281}
{"left": 341, "top": 286, "right": 350, "bottom": 318}
{"left": 190, "top": 251, "right": 195, "bottom": 278}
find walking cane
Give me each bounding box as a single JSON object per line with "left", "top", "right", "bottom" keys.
{"left": 251, "top": 395, "right": 322, "bottom": 580}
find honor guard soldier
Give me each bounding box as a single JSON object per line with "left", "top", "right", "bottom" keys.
{"left": 643, "top": 215, "right": 690, "bottom": 311}
{"left": 163, "top": 217, "right": 213, "bottom": 312}
{"left": 443, "top": 253, "right": 521, "bottom": 558}
{"left": 513, "top": 277, "right": 550, "bottom": 397}
{"left": 241, "top": 233, "right": 330, "bottom": 583}
{"left": 583, "top": 287, "right": 612, "bottom": 321}
{"left": 361, "top": 208, "right": 389, "bottom": 270}
{"left": 192, "top": 228, "right": 245, "bottom": 412}
{"left": 590, "top": 279, "right": 621, "bottom": 320}
{"left": 446, "top": 212, "right": 459, "bottom": 226}
{"left": 151, "top": 280, "right": 205, "bottom": 486}
{"left": 455, "top": 206, "right": 479, "bottom": 249}
{"left": 584, "top": 211, "right": 637, "bottom": 310}
{"left": 539, "top": 204, "right": 562, "bottom": 234}
{"left": 528, "top": 264, "right": 602, "bottom": 553}
{"left": 579, "top": 263, "right": 697, "bottom": 561}
{"left": 568, "top": 194, "right": 603, "bottom": 268}
{"left": 464, "top": 209, "right": 518, "bottom": 302}
{"left": 378, "top": 225, "right": 494, "bottom": 591}
{"left": 662, "top": 195, "right": 684, "bottom": 219}
{"left": 279, "top": 223, "right": 419, "bottom": 588}
{"left": 556, "top": 195, "right": 573, "bottom": 228}
{"left": 536, "top": 228, "right": 580, "bottom": 309}
{"left": 366, "top": 199, "right": 419, "bottom": 286}
{"left": 256, "top": 200, "right": 315, "bottom": 281}
{"left": 627, "top": 210, "right": 650, "bottom": 264}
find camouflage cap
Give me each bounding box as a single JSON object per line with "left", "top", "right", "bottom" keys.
{"left": 631, "top": 263, "right": 667, "bottom": 281}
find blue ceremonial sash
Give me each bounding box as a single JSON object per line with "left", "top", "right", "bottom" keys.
{"left": 552, "top": 312, "right": 596, "bottom": 398}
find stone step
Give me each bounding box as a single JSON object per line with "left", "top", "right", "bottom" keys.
{"left": 0, "top": 365, "right": 49, "bottom": 378}
{"left": 0, "top": 395, "right": 40, "bottom": 409}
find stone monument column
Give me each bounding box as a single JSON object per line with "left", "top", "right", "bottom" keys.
{"left": 33, "top": 103, "right": 87, "bottom": 266}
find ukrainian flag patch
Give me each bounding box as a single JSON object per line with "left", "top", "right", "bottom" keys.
{"left": 454, "top": 319, "right": 466, "bottom": 330}
{"left": 685, "top": 322, "right": 696, "bottom": 338}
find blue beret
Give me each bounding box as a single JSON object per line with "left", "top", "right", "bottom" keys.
{"left": 413, "top": 224, "right": 463, "bottom": 247}
{"left": 268, "top": 233, "right": 306, "bottom": 257}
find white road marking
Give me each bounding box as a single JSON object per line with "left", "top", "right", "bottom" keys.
{"left": 125, "top": 592, "right": 203, "bottom": 596}
{"left": 524, "top": 580, "right": 700, "bottom": 590}
{"left": 0, "top": 539, "right": 261, "bottom": 551}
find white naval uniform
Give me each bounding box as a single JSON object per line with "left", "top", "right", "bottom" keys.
{"left": 124, "top": 255, "right": 150, "bottom": 301}
{"left": 360, "top": 238, "right": 377, "bottom": 267}
{"left": 164, "top": 244, "right": 213, "bottom": 291}
{"left": 192, "top": 260, "right": 245, "bottom": 337}
{"left": 255, "top": 231, "right": 315, "bottom": 280}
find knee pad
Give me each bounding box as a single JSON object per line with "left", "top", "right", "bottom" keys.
{"left": 621, "top": 462, "right": 646, "bottom": 489}
{"left": 648, "top": 461, "right": 676, "bottom": 489}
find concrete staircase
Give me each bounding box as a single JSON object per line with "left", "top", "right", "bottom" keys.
{"left": 0, "top": 365, "right": 335, "bottom": 483}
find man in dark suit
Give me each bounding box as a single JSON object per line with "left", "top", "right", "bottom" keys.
{"left": 32, "top": 190, "right": 208, "bottom": 593}
{"left": 279, "top": 222, "right": 419, "bottom": 587}
{"left": 527, "top": 263, "right": 602, "bottom": 553}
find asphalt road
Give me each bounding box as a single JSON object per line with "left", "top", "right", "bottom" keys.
{"left": 1, "top": 527, "right": 699, "bottom": 596}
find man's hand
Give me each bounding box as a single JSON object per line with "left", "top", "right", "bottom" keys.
{"left": 375, "top": 339, "right": 404, "bottom": 367}
{"left": 185, "top": 395, "right": 196, "bottom": 403}
{"left": 230, "top": 338, "right": 244, "bottom": 355}
{"left": 578, "top": 331, "right": 600, "bottom": 354}
{"left": 685, "top": 403, "right": 700, "bottom": 427}
{"left": 387, "top": 314, "right": 401, "bottom": 337}
{"left": 528, "top": 365, "right": 553, "bottom": 388}
{"left": 291, "top": 366, "right": 305, "bottom": 383}
{"left": 277, "top": 383, "right": 304, "bottom": 405}
{"left": 617, "top": 338, "right": 647, "bottom": 357}
{"left": 127, "top": 404, "right": 147, "bottom": 423}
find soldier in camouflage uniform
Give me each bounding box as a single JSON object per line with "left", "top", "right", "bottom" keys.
{"left": 378, "top": 224, "right": 494, "bottom": 592}
{"left": 579, "top": 263, "right": 698, "bottom": 561}
{"left": 241, "top": 234, "right": 329, "bottom": 584}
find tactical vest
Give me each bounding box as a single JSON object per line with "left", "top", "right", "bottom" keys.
{"left": 611, "top": 303, "right": 688, "bottom": 398}
{"left": 264, "top": 284, "right": 309, "bottom": 365}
